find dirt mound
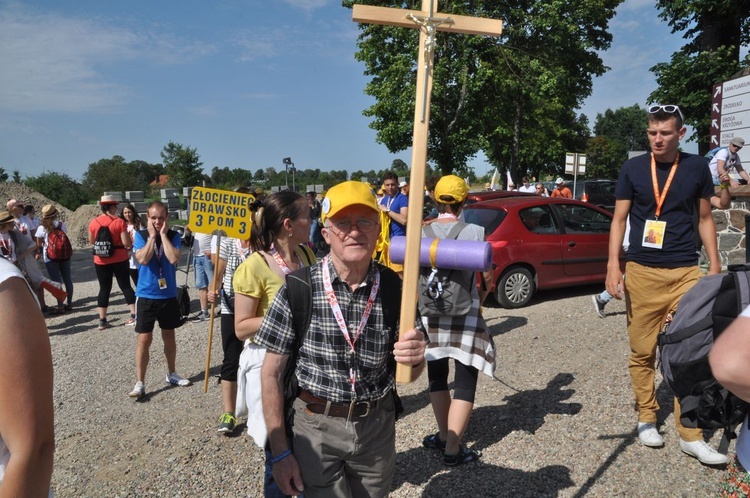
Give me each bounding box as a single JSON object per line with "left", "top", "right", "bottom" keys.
{"left": 0, "top": 182, "right": 100, "bottom": 249}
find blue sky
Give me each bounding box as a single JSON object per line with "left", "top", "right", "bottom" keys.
{"left": 0, "top": 0, "right": 712, "bottom": 182}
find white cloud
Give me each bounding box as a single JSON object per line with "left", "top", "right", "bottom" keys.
{"left": 0, "top": 5, "right": 216, "bottom": 113}
{"left": 283, "top": 0, "right": 330, "bottom": 12}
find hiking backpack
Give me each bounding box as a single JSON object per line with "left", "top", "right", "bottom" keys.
{"left": 417, "top": 222, "right": 474, "bottom": 317}
{"left": 93, "top": 221, "right": 115, "bottom": 257}
{"left": 658, "top": 264, "right": 750, "bottom": 442}
{"left": 705, "top": 146, "right": 728, "bottom": 161}
{"left": 46, "top": 227, "right": 72, "bottom": 263}
{"left": 281, "top": 263, "right": 404, "bottom": 442}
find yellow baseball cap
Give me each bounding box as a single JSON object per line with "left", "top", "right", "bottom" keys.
{"left": 434, "top": 175, "right": 469, "bottom": 204}
{"left": 320, "top": 181, "right": 379, "bottom": 223}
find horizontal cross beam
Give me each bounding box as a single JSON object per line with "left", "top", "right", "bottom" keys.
{"left": 352, "top": 4, "right": 503, "bottom": 37}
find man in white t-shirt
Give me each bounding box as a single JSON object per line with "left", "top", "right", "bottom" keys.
{"left": 518, "top": 176, "right": 536, "bottom": 193}
{"left": 709, "top": 137, "right": 746, "bottom": 187}
{"left": 190, "top": 231, "right": 214, "bottom": 322}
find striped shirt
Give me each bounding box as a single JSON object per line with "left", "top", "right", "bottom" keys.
{"left": 255, "top": 258, "right": 400, "bottom": 403}
{"left": 218, "top": 237, "right": 252, "bottom": 315}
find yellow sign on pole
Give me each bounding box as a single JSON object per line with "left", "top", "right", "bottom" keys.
{"left": 188, "top": 187, "right": 256, "bottom": 238}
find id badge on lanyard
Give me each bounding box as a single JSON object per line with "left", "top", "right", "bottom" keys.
{"left": 644, "top": 153, "right": 679, "bottom": 251}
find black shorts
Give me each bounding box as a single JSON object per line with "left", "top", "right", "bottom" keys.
{"left": 135, "top": 297, "right": 183, "bottom": 333}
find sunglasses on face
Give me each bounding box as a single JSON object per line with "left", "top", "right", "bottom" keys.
{"left": 648, "top": 104, "right": 684, "bottom": 122}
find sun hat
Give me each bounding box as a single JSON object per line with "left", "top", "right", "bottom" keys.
{"left": 399, "top": 180, "right": 408, "bottom": 188}
{"left": 320, "top": 181, "right": 379, "bottom": 223}
{"left": 42, "top": 204, "right": 58, "bottom": 219}
{"left": 555, "top": 177, "right": 565, "bottom": 185}
{"left": 730, "top": 137, "right": 745, "bottom": 148}
{"left": 0, "top": 211, "right": 14, "bottom": 224}
{"left": 434, "top": 175, "right": 469, "bottom": 204}
{"left": 99, "top": 195, "right": 119, "bottom": 205}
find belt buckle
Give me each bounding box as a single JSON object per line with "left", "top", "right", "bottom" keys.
{"left": 358, "top": 401, "right": 371, "bottom": 418}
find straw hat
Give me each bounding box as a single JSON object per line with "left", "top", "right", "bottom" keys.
{"left": 42, "top": 204, "right": 59, "bottom": 219}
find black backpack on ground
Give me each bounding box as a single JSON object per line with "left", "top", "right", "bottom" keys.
{"left": 281, "top": 263, "right": 404, "bottom": 441}
{"left": 658, "top": 264, "right": 750, "bottom": 446}
{"left": 418, "top": 222, "right": 474, "bottom": 317}
{"left": 93, "top": 220, "right": 115, "bottom": 258}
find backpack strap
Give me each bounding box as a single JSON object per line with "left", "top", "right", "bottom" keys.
{"left": 287, "top": 266, "right": 313, "bottom": 340}
{"left": 296, "top": 244, "right": 315, "bottom": 267}
{"left": 445, "top": 222, "right": 468, "bottom": 240}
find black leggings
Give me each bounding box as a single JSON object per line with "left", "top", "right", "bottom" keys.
{"left": 129, "top": 268, "right": 139, "bottom": 287}
{"left": 427, "top": 357, "right": 479, "bottom": 403}
{"left": 220, "top": 313, "right": 244, "bottom": 382}
{"left": 95, "top": 260, "right": 136, "bottom": 308}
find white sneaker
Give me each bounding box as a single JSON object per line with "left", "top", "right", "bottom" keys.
{"left": 129, "top": 381, "right": 145, "bottom": 399}
{"left": 637, "top": 422, "right": 664, "bottom": 447}
{"left": 166, "top": 372, "right": 192, "bottom": 387}
{"left": 679, "top": 439, "right": 728, "bottom": 465}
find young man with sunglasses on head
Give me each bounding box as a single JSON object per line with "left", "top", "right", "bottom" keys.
{"left": 709, "top": 136, "right": 746, "bottom": 187}
{"left": 606, "top": 104, "right": 727, "bottom": 466}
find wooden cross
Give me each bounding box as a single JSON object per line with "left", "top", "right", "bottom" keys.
{"left": 352, "top": 1, "right": 503, "bottom": 382}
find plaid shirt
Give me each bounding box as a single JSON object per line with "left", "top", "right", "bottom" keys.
{"left": 255, "top": 258, "right": 399, "bottom": 403}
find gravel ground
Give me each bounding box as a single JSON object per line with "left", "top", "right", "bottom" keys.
{"left": 43, "top": 249, "right": 730, "bottom": 497}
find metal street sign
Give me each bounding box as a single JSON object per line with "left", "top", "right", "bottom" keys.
{"left": 711, "top": 73, "right": 750, "bottom": 147}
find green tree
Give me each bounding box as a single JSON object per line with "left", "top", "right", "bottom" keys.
{"left": 82, "top": 156, "right": 137, "bottom": 198}
{"left": 345, "top": 0, "right": 618, "bottom": 184}
{"left": 593, "top": 105, "right": 650, "bottom": 153}
{"left": 253, "top": 168, "right": 266, "bottom": 183}
{"left": 161, "top": 141, "right": 204, "bottom": 188}
{"left": 0, "top": 168, "right": 7, "bottom": 183}
{"left": 650, "top": 0, "right": 750, "bottom": 153}
{"left": 25, "top": 172, "right": 89, "bottom": 210}
{"left": 585, "top": 136, "right": 627, "bottom": 179}
{"left": 12, "top": 170, "right": 21, "bottom": 183}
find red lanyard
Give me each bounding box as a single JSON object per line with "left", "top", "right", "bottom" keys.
{"left": 650, "top": 152, "right": 679, "bottom": 220}
{"left": 322, "top": 256, "right": 380, "bottom": 398}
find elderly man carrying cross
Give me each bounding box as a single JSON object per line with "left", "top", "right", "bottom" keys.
{"left": 256, "top": 181, "right": 426, "bottom": 497}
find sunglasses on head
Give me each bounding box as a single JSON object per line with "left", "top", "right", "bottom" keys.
{"left": 648, "top": 104, "right": 684, "bottom": 122}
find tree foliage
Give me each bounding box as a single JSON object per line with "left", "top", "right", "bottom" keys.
{"left": 593, "top": 105, "right": 650, "bottom": 153}
{"left": 161, "top": 142, "right": 204, "bottom": 189}
{"left": 650, "top": 0, "right": 750, "bottom": 153}
{"left": 81, "top": 156, "right": 164, "bottom": 199}
{"left": 25, "top": 172, "right": 89, "bottom": 210}
{"left": 344, "top": 0, "right": 620, "bottom": 184}
{"left": 209, "top": 166, "right": 255, "bottom": 190}
{"left": 0, "top": 168, "right": 7, "bottom": 183}
{"left": 12, "top": 170, "right": 21, "bottom": 183}
{"left": 585, "top": 136, "right": 627, "bottom": 179}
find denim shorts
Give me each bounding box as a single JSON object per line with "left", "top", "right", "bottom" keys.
{"left": 193, "top": 254, "right": 214, "bottom": 290}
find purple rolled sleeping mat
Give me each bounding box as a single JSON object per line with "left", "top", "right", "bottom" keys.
{"left": 389, "top": 235, "right": 492, "bottom": 271}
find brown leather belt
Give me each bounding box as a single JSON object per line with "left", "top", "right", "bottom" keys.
{"left": 298, "top": 389, "right": 372, "bottom": 419}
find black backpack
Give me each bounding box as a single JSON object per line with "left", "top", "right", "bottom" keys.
{"left": 658, "top": 264, "right": 750, "bottom": 445}
{"left": 281, "top": 263, "right": 404, "bottom": 440}
{"left": 418, "top": 222, "right": 474, "bottom": 317}
{"left": 93, "top": 220, "right": 115, "bottom": 257}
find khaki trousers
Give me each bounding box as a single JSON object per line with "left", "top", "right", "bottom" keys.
{"left": 624, "top": 261, "right": 703, "bottom": 441}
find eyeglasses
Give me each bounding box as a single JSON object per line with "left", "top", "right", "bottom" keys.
{"left": 648, "top": 104, "right": 684, "bottom": 122}
{"left": 731, "top": 144, "right": 743, "bottom": 150}
{"left": 327, "top": 218, "right": 379, "bottom": 234}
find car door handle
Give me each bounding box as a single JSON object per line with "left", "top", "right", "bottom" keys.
{"left": 568, "top": 241, "right": 576, "bottom": 247}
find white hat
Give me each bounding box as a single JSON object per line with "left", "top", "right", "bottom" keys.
{"left": 99, "top": 195, "right": 119, "bottom": 205}
{"left": 555, "top": 177, "right": 564, "bottom": 185}
{"left": 399, "top": 180, "right": 408, "bottom": 188}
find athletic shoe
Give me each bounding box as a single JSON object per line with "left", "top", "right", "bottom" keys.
{"left": 217, "top": 412, "right": 237, "bottom": 434}
{"left": 166, "top": 372, "right": 192, "bottom": 387}
{"left": 637, "top": 422, "right": 664, "bottom": 447}
{"left": 592, "top": 295, "right": 607, "bottom": 318}
{"left": 190, "top": 312, "right": 208, "bottom": 323}
{"left": 98, "top": 318, "right": 110, "bottom": 331}
{"left": 443, "top": 446, "right": 481, "bottom": 466}
{"left": 125, "top": 315, "right": 136, "bottom": 326}
{"left": 129, "top": 381, "right": 145, "bottom": 399}
{"left": 422, "top": 433, "right": 446, "bottom": 451}
{"left": 679, "top": 439, "right": 728, "bottom": 465}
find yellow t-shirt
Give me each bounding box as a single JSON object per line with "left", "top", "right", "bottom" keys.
{"left": 232, "top": 245, "right": 315, "bottom": 318}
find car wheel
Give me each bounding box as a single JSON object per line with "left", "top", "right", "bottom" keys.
{"left": 495, "top": 267, "right": 535, "bottom": 308}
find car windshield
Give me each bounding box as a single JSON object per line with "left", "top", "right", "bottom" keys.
{"left": 463, "top": 207, "right": 507, "bottom": 234}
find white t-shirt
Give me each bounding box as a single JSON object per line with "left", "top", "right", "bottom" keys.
{"left": 192, "top": 233, "right": 212, "bottom": 257}
{"left": 709, "top": 147, "right": 742, "bottom": 178}
{"left": 518, "top": 184, "right": 536, "bottom": 193}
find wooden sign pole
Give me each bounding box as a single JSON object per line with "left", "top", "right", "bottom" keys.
{"left": 352, "top": 1, "right": 502, "bottom": 383}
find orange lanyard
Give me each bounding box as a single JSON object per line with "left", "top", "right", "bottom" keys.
{"left": 650, "top": 152, "right": 679, "bottom": 220}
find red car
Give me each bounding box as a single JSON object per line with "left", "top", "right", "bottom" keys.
{"left": 463, "top": 196, "right": 618, "bottom": 308}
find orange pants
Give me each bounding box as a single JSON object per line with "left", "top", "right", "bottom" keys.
{"left": 624, "top": 261, "right": 703, "bottom": 442}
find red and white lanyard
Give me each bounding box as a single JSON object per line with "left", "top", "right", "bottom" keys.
{"left": 236, "top": 239, "right": 250, "bottom": 262}
{"left": 270, "top": 246, "right": 300, "bottom": 275}
{"left": 322, "top": 256, "right": 380, "bottom": 399}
